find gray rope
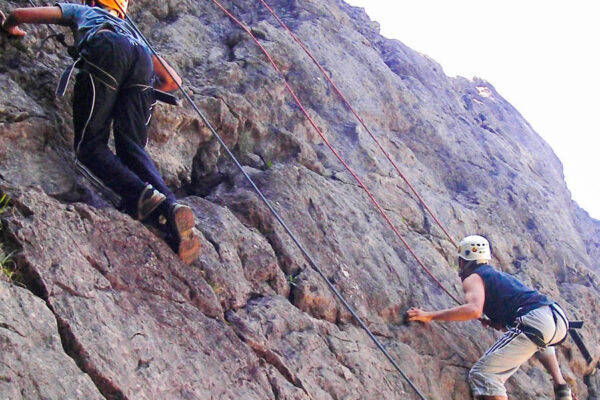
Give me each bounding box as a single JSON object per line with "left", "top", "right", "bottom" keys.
{"left": 118, "top": 6, "right": 428, "bottom": 399}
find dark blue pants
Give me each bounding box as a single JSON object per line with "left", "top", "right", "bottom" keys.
{"left": 72, "top": 30, "right": 175, "bottom": 216}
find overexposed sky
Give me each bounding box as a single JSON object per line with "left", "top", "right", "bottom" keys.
{"left": 345, "top": 0, "right": 600, "bottom": 220}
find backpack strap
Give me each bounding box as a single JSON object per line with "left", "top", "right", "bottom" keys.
{"left": 153, "top": 88, "right": 179, "bottom": 105}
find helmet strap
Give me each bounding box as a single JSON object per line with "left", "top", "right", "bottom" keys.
{"left": 458, "top": 259, "right": 478, "bottom": 280}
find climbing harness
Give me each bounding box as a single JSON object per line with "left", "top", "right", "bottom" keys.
{"left": 111, "top": 2, "right": 428, "bottom": 398}
{"left": 55, "top": 52, "right": 178, "bottom": 106}
{"left": 510, "top": 303, "right": 570, "bottom": 348}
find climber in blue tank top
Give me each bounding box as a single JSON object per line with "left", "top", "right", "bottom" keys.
{"left": 473, "top": 263, "right": 552, "bottom": 327}
{"left": 407, "top": 235, "right": 572, "bottom": 400}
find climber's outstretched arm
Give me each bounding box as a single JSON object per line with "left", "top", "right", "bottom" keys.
{"left": 1, "top": 6, "right": 63, "bottom": 37}
{"left": 407, "top": 273, "right": 485, "bottom": 323}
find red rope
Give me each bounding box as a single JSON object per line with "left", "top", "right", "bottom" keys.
{"left": 210, "top": 0, "right": 461, "bottom": 304}
{"left": 247, "top": 10, "right": 596, "bottom": 391}
{"left": 258, "top": 0, "right": 457, "bottom": 249}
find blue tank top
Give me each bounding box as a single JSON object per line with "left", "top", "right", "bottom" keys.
{"left": 471, "top": 264, "right": 551, "bottom": 326}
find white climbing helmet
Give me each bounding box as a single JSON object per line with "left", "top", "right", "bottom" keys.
{"left": 458, "top": 235, "right": 491, "bottom": 263}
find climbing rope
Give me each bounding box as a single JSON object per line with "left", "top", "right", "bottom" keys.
{"left": 206, "top": 5, "right": 598, "bottom": 397}
{"left": 116, "top": 3, "right": 429, "bottom": 399}
{"left": 251, "top": 5, "right": 600, "bottom": 392}
{"left": 210, "top": 0, "right": 462, "bottom": 305}
{"left": 257, "top": 0, "right": 457, "bottom": 249}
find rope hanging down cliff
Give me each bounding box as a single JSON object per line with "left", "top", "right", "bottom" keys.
{"left": 253, "top": 0, "right": 596, "bottom": 381}
{"left": 257, "top": 0, "right": 457, "bottom": 249}
{"left": 209, "top": 0, "right": 462, "bottom": 306}
{"left": 255, "top": 0, "right": 597, "bottom": 367}
{"left": 114, "top": 3, "right": 429, "bottom": 399}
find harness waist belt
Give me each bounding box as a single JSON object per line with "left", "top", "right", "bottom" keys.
{"left": 511, "top": 303, "right": 578, "bottom": 348}
{"left": 56, "top": 58, "right": 179, "bottom": 106}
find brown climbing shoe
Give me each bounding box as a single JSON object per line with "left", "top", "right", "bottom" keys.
{"left": 168, "top": 204, "right": 200, "bottom": 264}
{"left": 137, "top": 184, "right": 166, "bottom": 221}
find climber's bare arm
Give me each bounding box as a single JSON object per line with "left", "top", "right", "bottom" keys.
{"left": 1, "top": 6, "right": 63, "bottom": 37}
{"left": 407, "top": 273, "right": 485, "bottom": 323}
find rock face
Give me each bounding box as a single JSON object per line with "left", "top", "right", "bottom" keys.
{"left": 1, "top": 0, "right": 599, "bottom": 399}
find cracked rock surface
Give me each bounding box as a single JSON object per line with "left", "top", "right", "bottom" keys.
{"left": 0, "top": 279, "right": 104, "bottom": 399}
{"left": 1, "top": 0, "right": 599, "bottom": 399}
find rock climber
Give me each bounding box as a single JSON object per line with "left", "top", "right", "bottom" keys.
{"left": 407, "top": 235, "right": 572, "bottom": 400}
{"left": 1, "top": 0, "right": 200, "bottom": 264}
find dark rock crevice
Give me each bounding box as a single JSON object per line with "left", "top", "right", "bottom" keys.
{"left": 0, "top": 322, "right": 24, "bottom": 337}
{"left": 7, "top": 253, "right": 48, "bottom": 303}
{"left": 55, "top": 316, "right": 127, "bottom": 400}
{"left": 6, "top": 249, "right": 118, "bottom": 400}
{"left": 224, "top": 309, "right": 313, "bottom": 398}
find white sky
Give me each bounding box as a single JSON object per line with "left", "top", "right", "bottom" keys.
{"left": 344, "top": 0, "right": 600, "bottom": 220}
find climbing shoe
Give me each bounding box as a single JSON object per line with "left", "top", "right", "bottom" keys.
{"left": 136, "top": 184, "right": 166, "bottom": 221}
{"left": 167, "top": 203, "right": 200, "bottom": 265}
{"left": 554, "top": 384, "right": 572, "bottom": 400}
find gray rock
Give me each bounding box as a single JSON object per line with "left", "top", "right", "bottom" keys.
{"left": 0, "top": 279, "right": 104, "bottom": 399}
{"left": 0, "top": 0, "right": 598, "bottom": 398}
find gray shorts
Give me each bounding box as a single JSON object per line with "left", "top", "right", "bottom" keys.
{"left": 468, "top": 305, "right": 568, "bottom": 397}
